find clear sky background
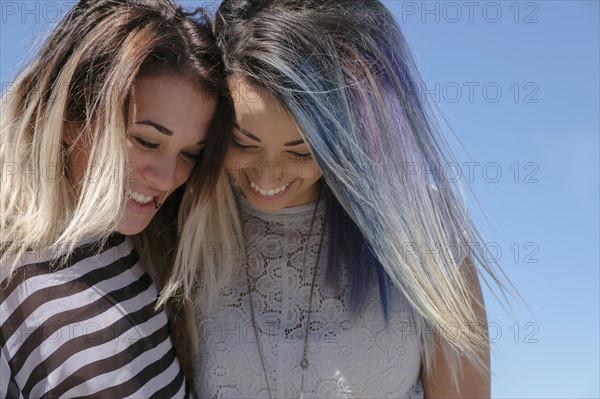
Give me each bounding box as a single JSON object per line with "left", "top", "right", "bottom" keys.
{"left": 1, "top": 1, "right": 598, "bottom": 398}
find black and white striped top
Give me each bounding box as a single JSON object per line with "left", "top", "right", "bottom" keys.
{"left": 1, "top": 234, "right": 190, "bottom": 398}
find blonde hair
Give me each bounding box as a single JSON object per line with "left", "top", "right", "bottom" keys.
{"left": 1, "top": 0, "right": 233, "bottom": 281}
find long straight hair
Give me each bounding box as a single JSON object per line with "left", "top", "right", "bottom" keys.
{"left": 1, "top": 0, "right": 233, "bottom": 283}
{"left": 198, "top": 0, "right": 520, "bottom": 389}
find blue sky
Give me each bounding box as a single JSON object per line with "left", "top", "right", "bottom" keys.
{"left": 1, "top": 1, "right": 599, "bottom": 397}
{"left": 386, "top": 1, "right": 600, "bottom": 397}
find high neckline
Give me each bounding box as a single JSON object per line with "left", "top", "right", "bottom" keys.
{"left": 238, "top": 193, "right": 326, "bottom": 218}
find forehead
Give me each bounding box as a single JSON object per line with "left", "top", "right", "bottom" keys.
{"left": 229, "top": 79, "right": 303, "bottom": 144}
{"left": 130, "top": 74, "right": 216, "bottom": 142}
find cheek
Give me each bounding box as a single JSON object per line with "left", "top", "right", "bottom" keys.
{"left": 175, "top": 161, "right": 195, "bottom": 187}
{"left": 299, "top": 161, "right": 322, "bottom": 183}
{"left": 126, "top": 142, "right": 143, "bottom": 172}
{"left": 226, "top": 151, "right": 256, "bottom": 177}
{"left": 126, "top": 151, "right": 149, "bottom": 183}
{"left": 224, "top": 151, "right": 240, "bottom": 172}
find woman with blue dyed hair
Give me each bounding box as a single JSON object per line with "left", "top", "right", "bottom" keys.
{"left": 161, "top": 0, "right": 516, "bottom": 397}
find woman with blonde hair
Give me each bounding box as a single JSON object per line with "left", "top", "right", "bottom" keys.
{"left": 0, "top": 0, "right": 232, "bottom": 397}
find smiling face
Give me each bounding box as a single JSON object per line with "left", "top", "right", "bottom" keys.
{"left": 226, "top": 79, "right": 322, "bottom": 211}
{"left": 66, "top": 73, "right": 217, "bottom": 235}
{"left": 119, "top": 74, "right": 217, "bottom": 235}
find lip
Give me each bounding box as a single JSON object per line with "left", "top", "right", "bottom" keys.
{"left": 126, "top": 198, "right": 157, "bottom": 213}
{"left": 245, "top": 176, "right": 294, "bottom": 201}
{"left": 126, "top": 188, "right": 161, "bottom": 212}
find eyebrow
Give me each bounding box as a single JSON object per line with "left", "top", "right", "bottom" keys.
{"left": 135, "top": 120, "right": 206, "bottom": 145}
{"left": 233, "top": 123, "right": 306, "bottom": 147}
{"left": 135, "top": 120, "right": 173, "bottom": 136}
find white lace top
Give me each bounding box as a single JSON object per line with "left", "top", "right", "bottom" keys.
{"left": 195, "top": 197, "right": 425, "bottom": 398}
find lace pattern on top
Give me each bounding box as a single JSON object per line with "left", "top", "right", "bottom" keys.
{"left": 195, "top": 197, "right": 424, "bottom": 398}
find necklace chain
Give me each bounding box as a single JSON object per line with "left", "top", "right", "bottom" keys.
{"left": 244, "top": 195, "right": 327, "bottom": 399}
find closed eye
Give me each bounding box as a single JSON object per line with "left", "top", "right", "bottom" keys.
{"left": 288, "top": 151, "right": 312, "bottom": 160}
{"left": 231, "top": 137, "right": 257, "bottom": 150}
{"left": 132, "top": 136, "right": 159, "bottom": 149}
{"left": 181, "top": 150, "right": 203, "bottom": 161}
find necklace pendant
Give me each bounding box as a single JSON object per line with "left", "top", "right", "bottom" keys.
{"left": 300, "top": 356, "right": 309, "bottom": 369}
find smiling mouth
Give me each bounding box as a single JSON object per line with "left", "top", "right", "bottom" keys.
{"left": 249, "top": 180, "right": 291, "bottom": 197}
{"left": 127, "top": 189, "right": 159, "bottom": 207}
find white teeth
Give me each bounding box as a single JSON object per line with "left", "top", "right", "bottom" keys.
{"left": 127, "top": 189, "right": 154, "bottom": 204}
{"left": 250, "top": 181, "right": 290, "bottom": 197}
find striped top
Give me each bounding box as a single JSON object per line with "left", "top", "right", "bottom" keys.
{"left": 0, "top": 234, "right": 190, "bottom": 398}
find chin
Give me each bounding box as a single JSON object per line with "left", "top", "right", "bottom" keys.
{"left": 240, "top": 191, "right": 273, "bottom": 208}
{"left": 116, "top": 219, "right": 152, "bottom": 236}
{"left": 249, "top": 198, "right": 287, "bottom": 212}
{"left": 116, "top": 226, "right": 143, "bottom": 236}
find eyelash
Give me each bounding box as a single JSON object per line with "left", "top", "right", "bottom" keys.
{"left": 230, "top": 138, "right": 255, "bottom": 151}
{"left": 181, "top": 151, "right": 203, "bottom": 161}
{"left": 131, "top": 136, "right": 202, "bottom": 161}
{"left": 231, "top": 138, "right": 313, "bottom": 160}
{"left": 288, "top": 151, "right": 312, "bottom": 160}
{"left": 134, "top": 136, "right": 158, "bottom": 149}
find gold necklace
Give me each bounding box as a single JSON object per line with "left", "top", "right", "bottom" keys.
{"left": 244, "top": 197, "right": 326, "bottom": 399}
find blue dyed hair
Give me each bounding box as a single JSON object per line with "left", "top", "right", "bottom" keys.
{"left": 216, "top": 0, "right": 401, "bottom": 318}
{"left": 215, "top": 0, "right": 517, "bottom": 383}
{"left": 324, "top": 191, "right": 392, "bottom": 318}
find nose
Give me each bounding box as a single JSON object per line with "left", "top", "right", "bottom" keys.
{"left": 141, "top": 154, "right": 180, "bottom": 192}
{"left": 247, "top": 154, "right": 287, "bottom": 187}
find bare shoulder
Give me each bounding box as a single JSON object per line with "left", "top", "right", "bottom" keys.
{"left": 422, "top": 257, "right": 491, "bottom": 399}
